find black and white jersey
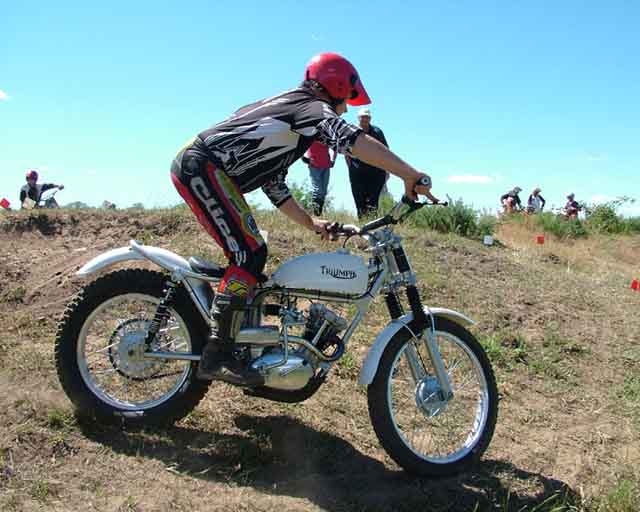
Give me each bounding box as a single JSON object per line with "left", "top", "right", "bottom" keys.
{"left": 195, "top": 87, "right": 362, "bottom": 207}
{"left": 19, "top": 183, "right": 56, "bottom": 205}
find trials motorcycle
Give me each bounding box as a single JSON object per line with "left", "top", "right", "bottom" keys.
{"left": 55, "top": 197, "right": 498, "bottom": 476}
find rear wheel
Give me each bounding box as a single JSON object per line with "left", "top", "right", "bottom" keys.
{"left": 368, "top": 318, "right": 498, "bottom": 476}
{"left": 55, "top": 269, "right": 211, "bottom": 425}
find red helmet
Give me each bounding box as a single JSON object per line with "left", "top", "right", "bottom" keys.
{"left": 26, "top": 170, "right": 38, "bottom": 181}
{"left": 304, "top": 52, "right": 371, "bottom": 106}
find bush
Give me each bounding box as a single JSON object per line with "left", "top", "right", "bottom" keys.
{"left": 622, "top": 216, "right": 640, "bottom": 234}
{"left": 533, "top": 212, "right": 588, "bottom": 239}
{"left": 586, "top": 204, "right": 623, "bottom": 234}
{"left": 289, "top": 181, "right": 333, "bottom": 213}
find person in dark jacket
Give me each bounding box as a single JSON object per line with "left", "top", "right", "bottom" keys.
{"left": 500, "top": 186, "right": 522, "bottom": 214}
{"left": 565, "top": 193, "right": 581, "bottom": 218}
{"left": 345, "top": 108, "right": 389, "bottom": 218}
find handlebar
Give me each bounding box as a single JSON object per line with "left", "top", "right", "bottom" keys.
{"left": 326, "top": 195, "right": 449, "bottom": 238}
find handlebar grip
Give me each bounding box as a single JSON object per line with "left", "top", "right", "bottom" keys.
{"left": 414, "top": 175, "right": 432, "bottom": 189}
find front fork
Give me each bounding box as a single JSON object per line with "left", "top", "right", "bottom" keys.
{"left": 385, "top": 252, "right": 454, "bottom": 402}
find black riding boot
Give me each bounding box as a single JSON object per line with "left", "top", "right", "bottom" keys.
{"left": 197, "top": 293, "right": 263, "bottom": 386}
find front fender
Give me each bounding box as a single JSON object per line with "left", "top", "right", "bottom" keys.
{"left": 357, "top": 307, "right": 475, "bottom": 386}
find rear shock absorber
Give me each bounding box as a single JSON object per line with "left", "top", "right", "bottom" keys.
{"left": 144, "top": 280, "right": 178, "bottom": 349}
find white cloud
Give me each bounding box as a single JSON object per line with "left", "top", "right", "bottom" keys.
{"left": 447, "top": 175, "right": 494, "bottom": 184}
{"left": 0, "top": 89, "right": 9, "bottom": 101}
{"left": 311, "top": 34, "right": 323, "bottom": 41}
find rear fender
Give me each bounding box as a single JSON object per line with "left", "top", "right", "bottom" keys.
{"left": 76, "top": 240, "right": 215, "bottom": 318}
{"left": 357, "top": 308, "right": 475, "bottom": 386}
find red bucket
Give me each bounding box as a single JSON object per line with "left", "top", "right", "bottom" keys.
{"left": 0, "top": 198, "right": 10, "bottom": 209}
{"left": 632, "top": 279, "right": 640, "bottom": 291}
{"left": 536, "top": 235, "right": 545, "bottom": 245}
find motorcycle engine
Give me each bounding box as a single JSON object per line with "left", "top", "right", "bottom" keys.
{"left": 303, "top": 303, "right": 348, "bottom": 356}
{"left": 250, "top": 304, "right": 348, "bottom": 391}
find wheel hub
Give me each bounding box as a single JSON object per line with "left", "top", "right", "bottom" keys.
{"left": 109, "top": 319, "right": 162, "bottom": 379}
{"left": 415, "top": 376, "right": 449, "bottom": 417}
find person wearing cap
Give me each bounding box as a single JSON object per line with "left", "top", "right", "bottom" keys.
{"left": 500, "top": 186, "right": 523, "bottom": 214}
{"left": 527, "top": 187, "right": 546, "bottom": 214}
{"left": 565, "top": 193, "right": 581, "bottom": 218}
{"left": 345, "top": 107, "right": 389, "bottom": 218}
{"left": 20, "top": 170, "right": 64, "bottom": 209}
{"left": 302, "top": 141, "right": 335, "bottom": 216}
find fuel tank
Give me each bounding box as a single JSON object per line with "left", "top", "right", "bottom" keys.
{"left": 271, "top": 251, "right": 368, "bottom": 296}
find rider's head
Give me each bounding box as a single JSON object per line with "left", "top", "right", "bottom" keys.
{"left": 513, "top": 186, "right": 522, "bottom": 194}
{"left": 303, "top": 52, "right": 371, "bottom": 115}
{"left": 567, "top": 193, "right": 575, "bottom": 200}
{"left": 532, "top": 187, "right": 541, "bottom": 195}
{"left": 26, "top": 170, "right": 38, "bottom": 185}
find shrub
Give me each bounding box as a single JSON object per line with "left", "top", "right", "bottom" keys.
{"left": 534, "top": 212, "right": 588, "bottom": 239}
{"left": 289, "top": 181, "right": 333, "bottom": 213}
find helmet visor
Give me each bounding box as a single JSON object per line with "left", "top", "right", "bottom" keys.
{"left": 347, "top": 75, "right": 371, "bottom": 106}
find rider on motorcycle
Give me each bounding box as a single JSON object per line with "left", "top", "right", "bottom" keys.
{"left": 19, "top": 170, "right": 64, "bottom": 209}
{"left": 171, "top": 52, "right": 434, "bottom": 385}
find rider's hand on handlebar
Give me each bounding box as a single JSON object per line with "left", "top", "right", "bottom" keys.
{"left": 405, "top": 173, "right": 440, "bottom": 203}
{"left": 312, "top": 219, "right": 332, "bottom": 241}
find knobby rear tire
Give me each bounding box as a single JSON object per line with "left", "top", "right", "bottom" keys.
{"left": 55, "top": 269, "right": 211, "bottom": 426}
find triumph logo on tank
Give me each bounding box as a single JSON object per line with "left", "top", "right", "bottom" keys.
{"left": 320, "top": 265, "right": 356, "bottom": 280}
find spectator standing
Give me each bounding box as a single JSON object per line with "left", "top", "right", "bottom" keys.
{"left": 345, "top": 108, "right": 389, "bottom": 218}
{"left": 527, "top": 186, "right": 546, "bottom": 213}
{"left": 565, "top": 193, "right": 581, "bottom": 218}
{"left": 302, "top": 141, "right": 335, "bottom": 215}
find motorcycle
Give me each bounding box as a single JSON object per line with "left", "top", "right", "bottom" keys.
{"left": 55, "top": 196, "right": 498, "bottom": 476}
{"left": 22, "top": 186, "right": 62, "bottom": 209}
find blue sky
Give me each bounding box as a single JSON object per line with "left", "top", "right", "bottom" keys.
{"left": 1, "top": 1, "right": 639, "bottom": 215}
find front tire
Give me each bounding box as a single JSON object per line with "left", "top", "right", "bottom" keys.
{"left": 55, "top": 269, "right": 211, "bottom": 426}
{"left": 368, "top": 317, "right": 498, "bottom": 476}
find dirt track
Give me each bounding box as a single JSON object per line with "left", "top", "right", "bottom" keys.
{"left": 1, "top": 209, "right": 639, "bottom": 511}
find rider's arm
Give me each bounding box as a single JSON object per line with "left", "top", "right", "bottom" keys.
{"left": 40, "top": 183, "right": 58, "bottom": 192}
{"left": 350, "top": 133, "right": 427, "bottom": 199}
{"left": 19, "top": 188, "right": 26, "bottom": 203}
{"left": 278, "top": 197, "right": 329, "bottom": 239}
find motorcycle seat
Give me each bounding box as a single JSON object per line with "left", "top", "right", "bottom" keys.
{"left": 188, "top": 256, "right": 226, "bottom": 278}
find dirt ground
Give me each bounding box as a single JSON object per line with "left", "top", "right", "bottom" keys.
{"left": 0, "top": 209, "right": 639, "bottom": 511}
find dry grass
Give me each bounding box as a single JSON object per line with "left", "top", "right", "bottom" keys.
{"left": 0, "top": 209, "right": 639, "bottom": 511}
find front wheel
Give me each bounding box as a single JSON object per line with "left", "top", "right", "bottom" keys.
{"left": 368, "top": 317, "right": 498, "bottom": 476}
{"left": 55, "top": 269, "right": 211, "bottom": 426}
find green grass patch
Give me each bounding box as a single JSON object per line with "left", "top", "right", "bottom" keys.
{"left": 479, "top": 331, "right": 529, "bottom": 370}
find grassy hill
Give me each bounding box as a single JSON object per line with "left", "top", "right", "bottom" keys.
{"left": 0, "top": 207, "right": 638, "bottom": 511}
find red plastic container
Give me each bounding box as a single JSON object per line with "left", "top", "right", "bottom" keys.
{"left": 536, "top": 235, "right": 545, "bottom": 245}
{"left": 0, "top": 198, "right": 10, "bottom": 209}
{"left": 632, "top": 279, "right": 640, "bottom": 291}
